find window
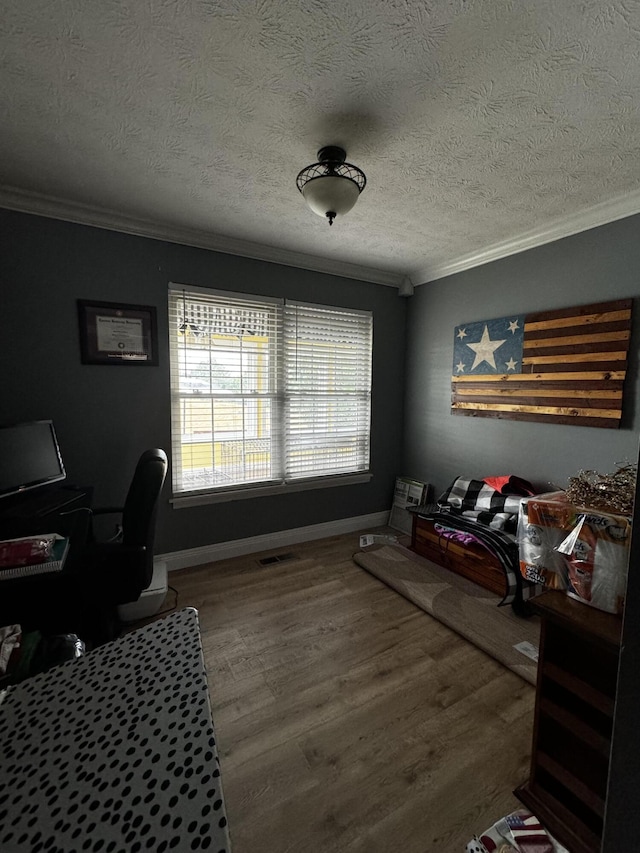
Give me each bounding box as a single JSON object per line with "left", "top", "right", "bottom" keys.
{"left": 169, "top": 285, "right": 372, "bottom": 500}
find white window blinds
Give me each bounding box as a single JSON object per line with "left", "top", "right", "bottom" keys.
{"left": 283, "top": 301, "right": 372, "bottom": 481}
{"left": 169, "top": 286, "right": 283, "bottom": 495}
{"left": 169, "top": 285, "right": 372, "bottom": 496}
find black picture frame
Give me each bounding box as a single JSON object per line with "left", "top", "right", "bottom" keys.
{"left": 77, "top": 300, "right": 159, "bottom": 366}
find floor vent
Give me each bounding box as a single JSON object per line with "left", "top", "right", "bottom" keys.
{"left": 257, "top": 552, "right": 297, "bottom": 566}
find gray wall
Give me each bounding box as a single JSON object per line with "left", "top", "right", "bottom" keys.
{"left": 403, "top": 214, "right": 640, "bottom": 497}
{"left": 604, "top": 443, "right": 640, "bottom": 849}
{"left": 1, "top": 210, "right": 406, "bottom": 553}
{"left": 401, "top": 214, "right": 640, "bottom": 850}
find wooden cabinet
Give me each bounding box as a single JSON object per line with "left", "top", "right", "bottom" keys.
{"left": 515, "top": 591, "right": 622, "bottom": 853}
{"left": 410, "top": 513, "right": 506, "bottom": 596}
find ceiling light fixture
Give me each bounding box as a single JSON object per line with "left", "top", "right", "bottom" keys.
{"left": 296, "top": 146, "right": 366, "bottom": 226}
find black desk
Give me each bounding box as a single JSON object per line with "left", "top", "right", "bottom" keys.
{"left": 0, "top": 486, "right": 92, "bottom": 538}
{"left": 0, "top": 487, "right": 92, "bottom": 633}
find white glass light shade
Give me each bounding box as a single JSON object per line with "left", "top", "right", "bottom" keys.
{"left": 301, "top": 175, "right": 361, "bottom": 219}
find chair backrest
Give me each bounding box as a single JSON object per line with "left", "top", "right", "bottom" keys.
{"left": 121, "top": 448, "right": 168, "bottom": 564}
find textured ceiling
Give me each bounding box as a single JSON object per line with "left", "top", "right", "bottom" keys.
{"left": 2, "top": 0, "right": 640, "bottom": 286}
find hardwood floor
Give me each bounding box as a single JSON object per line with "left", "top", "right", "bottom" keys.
{"left": 167, "top": 530, "right": 535, "bottom": 853}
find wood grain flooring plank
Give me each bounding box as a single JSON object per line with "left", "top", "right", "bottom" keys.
{"left": 163, "top": 528, "right": 535, "bottom": 853}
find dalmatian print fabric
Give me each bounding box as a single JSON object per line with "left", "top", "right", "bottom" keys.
{"left": 0, "top": 608, "right": 230, "bottom": 852}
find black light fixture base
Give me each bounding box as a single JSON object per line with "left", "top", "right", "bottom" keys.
{"left": 317, "top": 146, "right": 346, "bottom": 165}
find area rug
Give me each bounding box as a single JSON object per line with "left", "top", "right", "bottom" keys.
{"left": 353, "top": 544, "right": 540, "bottom": 685}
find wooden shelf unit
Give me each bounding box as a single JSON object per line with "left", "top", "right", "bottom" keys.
{"left": 515, "top": 590, "right": 622, "bottom": 853}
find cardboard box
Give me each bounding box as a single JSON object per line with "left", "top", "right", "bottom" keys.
{"left": 388, "top": 476, "right": 429, "bottom": 534}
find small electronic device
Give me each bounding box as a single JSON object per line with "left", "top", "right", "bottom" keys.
{"left": 0, "top": 420, "right": 66, "bottom": 500}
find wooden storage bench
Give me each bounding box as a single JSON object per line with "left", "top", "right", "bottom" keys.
{"left": 411, "top": 513, "right": 507, "bottom": 597}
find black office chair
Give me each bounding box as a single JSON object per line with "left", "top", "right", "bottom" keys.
{"left": 80, "top": 448, "right": 168, "bottom": 641}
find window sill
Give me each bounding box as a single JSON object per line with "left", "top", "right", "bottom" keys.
{"left": 171, "top": 472, "right": 373, "bottom": 509}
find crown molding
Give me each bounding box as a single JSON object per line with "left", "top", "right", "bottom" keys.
{"left": 411, "top": 188, "right": 640, "bottom": 286}
{"left": 5, "top": 183, "right": 640, "bottom": 290}
{"left": 0, "top": 185, "right": 403, "bottom": 289}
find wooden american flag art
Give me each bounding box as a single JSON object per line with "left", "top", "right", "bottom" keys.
{"left": 451, "top": 298, "right": 632, "bottom": 428}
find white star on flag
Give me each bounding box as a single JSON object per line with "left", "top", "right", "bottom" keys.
{"left": 466, "top": 325, "right": 506, "bottom": 370}
{"left": 505, "top": 357, "right": 518, "bottom": 371}
{"left": 508, "top": 319, "right": 520, "bottom": 334}
{"left": 456, "top": 361, "right": 465, "bottom": 373}
{"left": 457, "top": 328, "right": 467, "bottom": 340}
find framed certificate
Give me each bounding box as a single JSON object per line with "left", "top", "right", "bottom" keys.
{"left": 77, "top": 300, "right": 159, "bottom": 365}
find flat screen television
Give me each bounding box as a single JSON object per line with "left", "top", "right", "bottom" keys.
{"left": 0, "top": 420, "right": 66, "bottom": 499}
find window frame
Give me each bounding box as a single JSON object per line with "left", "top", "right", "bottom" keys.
{"left": 168, "top": 284, "right": 373, "bottom": 507}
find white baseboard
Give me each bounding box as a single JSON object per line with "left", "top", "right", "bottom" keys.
{"left": 157, "top": 510, "right": 391, "bottom": 572}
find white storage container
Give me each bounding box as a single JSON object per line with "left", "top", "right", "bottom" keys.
{"left": 117, "top": 560, "right": 168, "bottom": 622}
